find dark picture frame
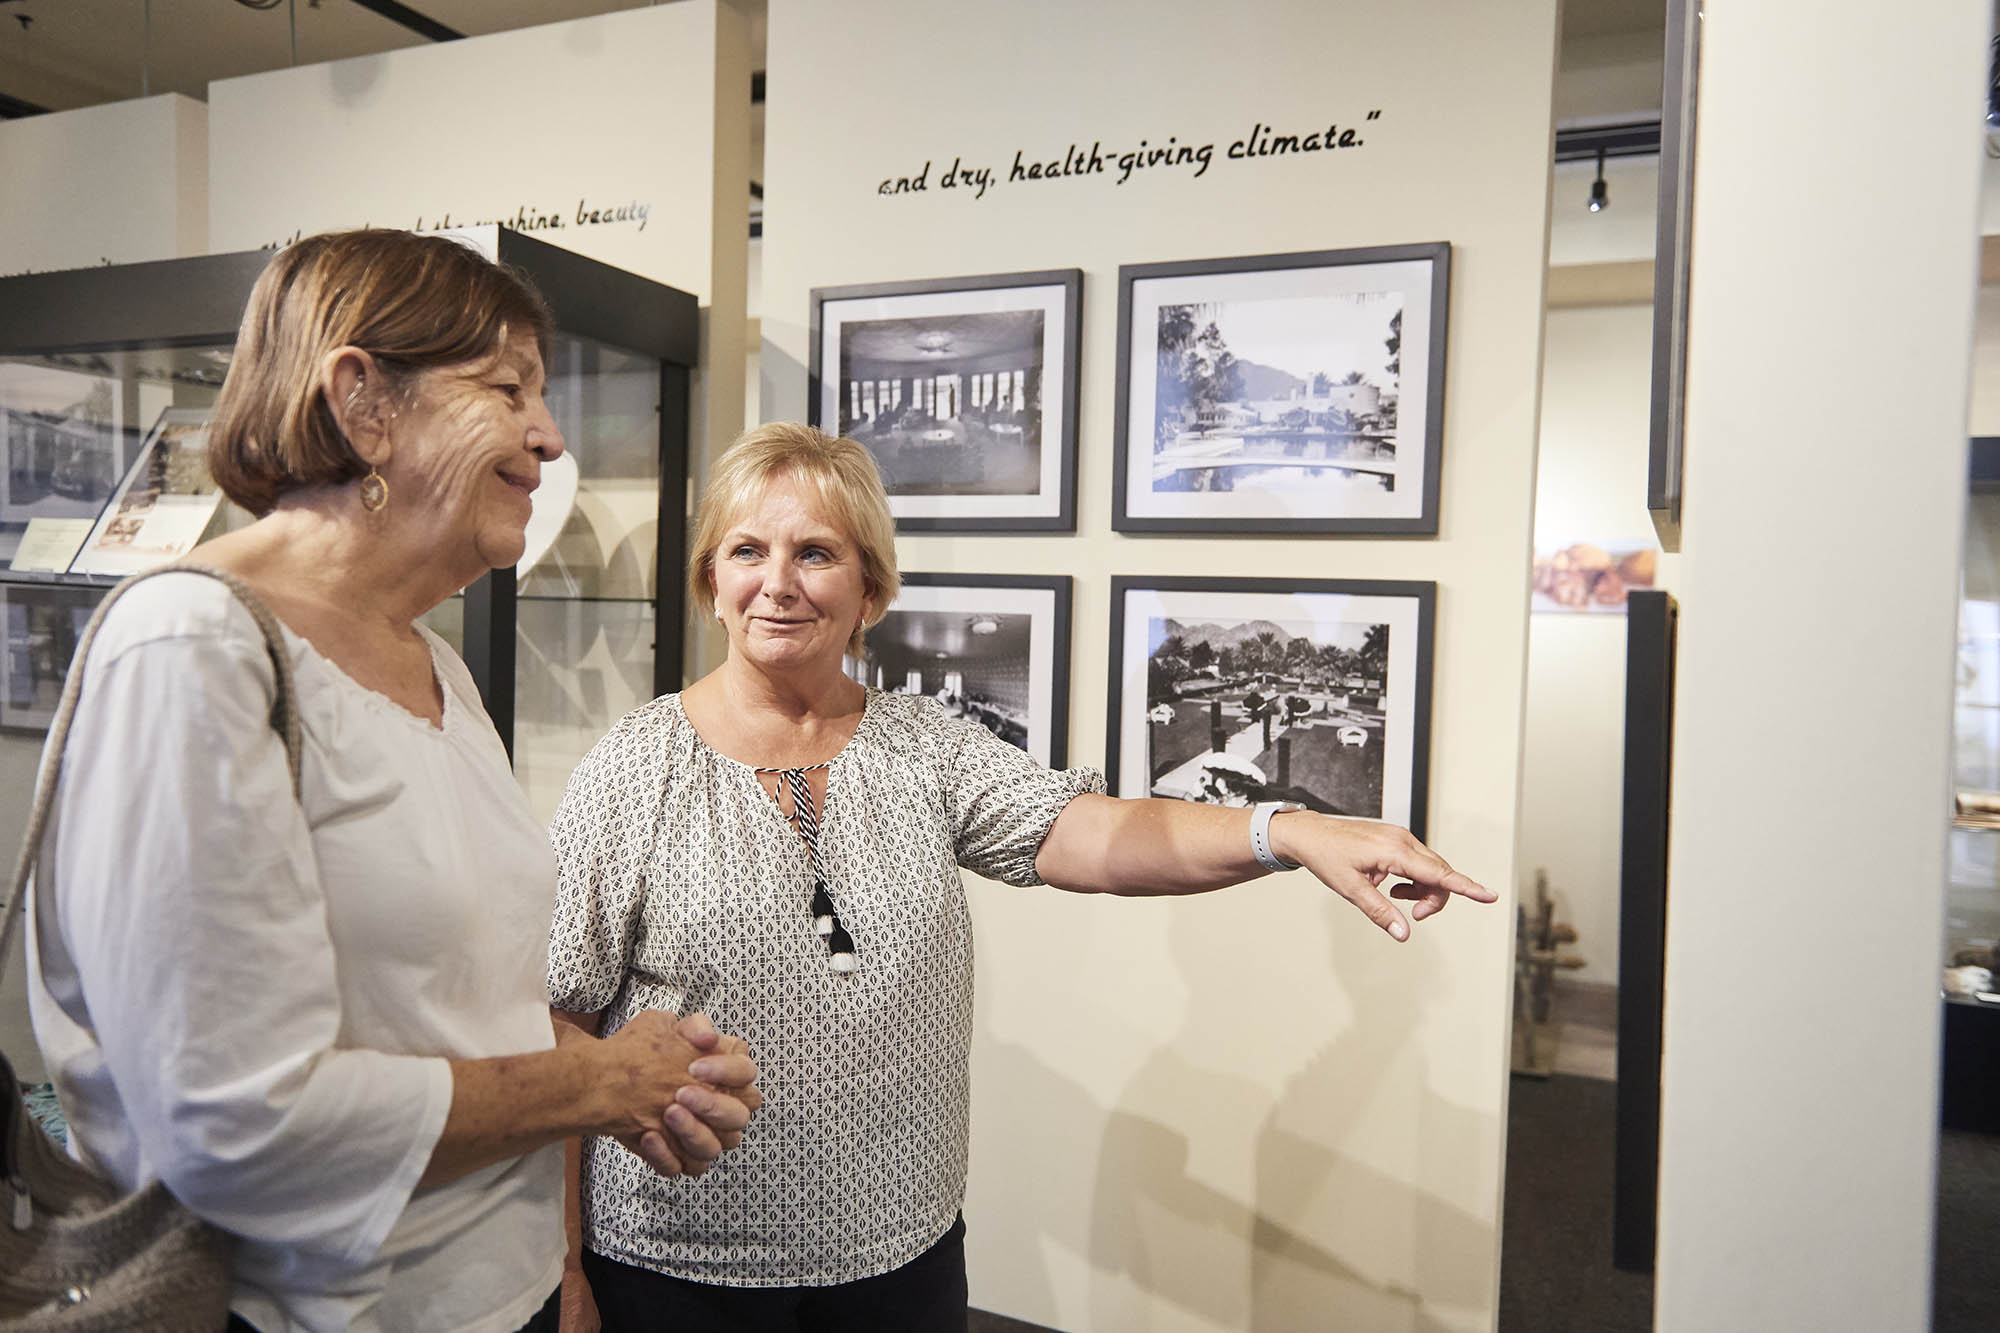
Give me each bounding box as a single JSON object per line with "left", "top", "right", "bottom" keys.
{"left": 1647, "top": 0, "right": 1701, "bottom": 551}
{"left": 1106, "top": 575, "right": 1435, "bottom": 838}
{"left": 848, "top": 572, "right": 1072, "bottom": 768}
{"left": 0, "top": 579, "right": 103, "bottom": 732}
{"left": 1614, "top": 589, "right": 1678, "bottom": 1274}
{"left": 809, "top": 269, "right": 1082, "bottom": 532}
{"left": 1112, "top": 243, "right": 1450, "bottom": 536}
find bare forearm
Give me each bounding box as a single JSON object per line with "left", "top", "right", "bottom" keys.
{"left": 1034, "top": 792, "right": 1494, "bottom": 939}
{"left": 1035, "top": 794, "right": 1268, "bottom": 896}
{"left": 420, "top": 1007, "right": 759, "bottom": 1191}
{"left": 419, "top": 1043, "right": 614, "bottom": 1189}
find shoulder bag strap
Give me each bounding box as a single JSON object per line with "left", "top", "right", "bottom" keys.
{"left": 0, "top": 563, "right": 303, "bottom": 981}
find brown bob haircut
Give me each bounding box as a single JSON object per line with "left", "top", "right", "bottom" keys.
{"left": 206, "top": 229, "right": 556, "bottom": 516}
{"left": 689, "top": 423, "right": 901, "bottom": 656}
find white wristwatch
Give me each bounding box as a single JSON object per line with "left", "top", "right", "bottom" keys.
{"left": 1250, "top": 800, "right": 1305, "bottom": 872}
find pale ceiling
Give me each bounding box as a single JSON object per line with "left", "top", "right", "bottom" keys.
{"left": 0, "top": 0, "right": 1652, "bottom": 116}
{"left": 0, "top": 0, "right": 765, "bottom": 110}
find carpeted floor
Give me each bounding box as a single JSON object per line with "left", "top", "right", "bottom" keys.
{"left": 1501, "top": 1071, "right": 2000, "bottom": 1333}
{"left": 1934, "top": 1128, "right": 2000, "bottom": 1332}
{"left": 1500, "top": 1072, "right": 1654, "bottom": 1333}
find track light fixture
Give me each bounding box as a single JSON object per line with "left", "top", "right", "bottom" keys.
{"left": 1588, "top": 150, "right": 1609, "bottom": 213}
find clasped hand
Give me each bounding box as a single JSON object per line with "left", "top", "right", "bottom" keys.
{"left": 594, "top": 1010, "right": 762, "bottom": 1178}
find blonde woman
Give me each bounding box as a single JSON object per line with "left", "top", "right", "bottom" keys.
{"left": 548, "top": 423, "right": 1491, "bottom": 1332}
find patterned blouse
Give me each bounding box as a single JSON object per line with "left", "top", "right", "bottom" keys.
{"left": 546, "top": 689, "right": 1105, "bottom": 1287}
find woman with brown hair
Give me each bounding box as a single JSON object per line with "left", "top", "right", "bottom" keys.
{"left": 549, "top": 423, "right": 1491, "bottom": 1331}
{"left": 26, "top": 229, "right": 762, "bottom": 1333}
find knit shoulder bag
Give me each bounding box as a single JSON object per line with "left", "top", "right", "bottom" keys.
{"left": 0, "top": 565, "right": 302, "bottom": 1331}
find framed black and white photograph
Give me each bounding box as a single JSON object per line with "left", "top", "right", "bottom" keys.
{"left": 1, "top": 580, "right": 102, "bottom": 732}
{"left": 0, "top": 362, "right": 128, "bottom": 547}
{"left": 1112, "top": 243, "right": 1449, "bottom": 535}
{"left": 1107, "top": 576, "right": 1435, "bottom": 837}
{"left": 845, "top": 572, "right": 1071, "bottom": 767}
{"left": 810, "top": 269, "right": 1081, "bottom": 532}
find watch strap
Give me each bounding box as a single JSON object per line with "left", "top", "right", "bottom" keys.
{"left": 1250, "top": 801, "right": 1303, "bottom": 872}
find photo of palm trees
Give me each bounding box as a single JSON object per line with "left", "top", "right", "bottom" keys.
{"left": 1143, "top": 613, "right": 1390, "bottom": 816}
{"left": 1150, "top": 292, "right": 1403, "bottom": 500}
{"left": 1114, "top": 244, "right": 1448, "bottom": 534}
{"left": 1109, "top": 577, "right": 1435, "bottom": 836}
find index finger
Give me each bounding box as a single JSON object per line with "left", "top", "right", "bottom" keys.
{"left": 1384, "top": 836, "right": 1493, "bottom": 903}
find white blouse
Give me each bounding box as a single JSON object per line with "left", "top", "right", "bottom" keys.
{"left": 547, "top": 690, "right": 1104, "bottom": 1288}
{"left": 28, "top": 573, "right": 565, "bottom": 1333}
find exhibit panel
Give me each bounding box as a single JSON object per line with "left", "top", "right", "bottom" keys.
{"left": 762, "top": 0, "right": 1561, "bottom": 1327}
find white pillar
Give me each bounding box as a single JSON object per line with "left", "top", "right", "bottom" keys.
{"left": 1654, "top": 2, "right": 1986, "bottom": 1327}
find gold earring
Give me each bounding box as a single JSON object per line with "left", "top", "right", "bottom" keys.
{"left": 359, "top": 468, "right": 389, "bottom": 513}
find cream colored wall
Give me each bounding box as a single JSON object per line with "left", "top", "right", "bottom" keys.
{"left": 1651, "top": 1, "right": 1983, "bottom": 1326}
{"left": 0, "top": 92, "right": 208, "bottom": 277}
{"left": 1521, "top": 303, "right": 1683, "bottom": 986}
{"left": 761, "top": 2, "right": 1557, "bottom": 1328}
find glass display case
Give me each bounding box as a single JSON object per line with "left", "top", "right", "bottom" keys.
{"left": 0, "top": 229, "right": 695, "bottom": 824}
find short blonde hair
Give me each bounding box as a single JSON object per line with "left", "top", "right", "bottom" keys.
{"left": 207, "top": 229, "right": 555, "bottom": 515}
{"left": 690, "top": 423, "right": 900, "bottom": 655}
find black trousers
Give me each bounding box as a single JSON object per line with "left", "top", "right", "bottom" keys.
{"left": 226, "top": 1284, "right": 559, "bottom": 1333}
{"left": 581, "top": 1216, "right": 969, "bottom": 1333}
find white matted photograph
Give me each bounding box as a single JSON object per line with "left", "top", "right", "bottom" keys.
{"left": 1107, "top": 576, "right": 1435, "bottom": 836}
{"left": 844, "top": 572, "right": 1071, "bottom": 767}
{"left": 0, "top": 362, "right": 127, "bottom": 533}
{"left": 1113, "top": 243, "right": 1449, "bottom": 535}
{"left": 810, "top": 269, "right": 1081, "bottom": 531}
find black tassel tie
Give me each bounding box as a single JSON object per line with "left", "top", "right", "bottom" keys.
{"left": 767, "top": 764, "right": 857, "bottom": 973}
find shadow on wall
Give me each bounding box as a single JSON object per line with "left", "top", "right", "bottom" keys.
{"left": 971, "top": 896, "right": 1495, "bottom": 1331}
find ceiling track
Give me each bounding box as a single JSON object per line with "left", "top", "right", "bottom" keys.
{"left": 1554, "top": 118, "right": 1662, "bottom": 162}
{"left": 345, "top": 0, "right": 462, "bottom": 43}
{"left": 0, "top": 90, "right": 49, "bottom": 118}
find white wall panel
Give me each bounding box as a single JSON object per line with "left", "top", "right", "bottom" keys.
{"left": 762, "top": 2, "right": 1560, "bottom": 1327}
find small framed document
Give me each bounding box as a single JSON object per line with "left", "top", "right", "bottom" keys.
{"left": 69, "top": 407, "right": 224, "bottom": 577}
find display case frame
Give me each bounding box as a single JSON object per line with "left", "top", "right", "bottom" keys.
{"left": 0, "top": 229, "right": 697, "bottom": 759}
